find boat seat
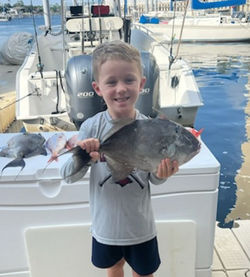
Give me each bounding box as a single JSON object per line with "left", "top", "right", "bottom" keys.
{"left": 66, "top": 17, "right": 123, "bottom": 33}
{"left": 24, "top": 220, "right": 196, "bottom": 277}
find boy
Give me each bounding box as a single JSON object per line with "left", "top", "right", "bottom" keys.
{"left": 61, "top": 40, "right": 179, "bottom": 277}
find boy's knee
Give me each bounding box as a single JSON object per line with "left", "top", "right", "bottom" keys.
{"left": 132, "top": 271, "right": 154, "bottom": 277}
{"left": 113, "top": 258, "right": 126, "bottom": 269}
{"left": 107, "top": 258, "right": 125, "bottom": 276}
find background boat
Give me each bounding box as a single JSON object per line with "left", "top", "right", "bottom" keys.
{"left": 0, "top": 12, "right": 11, "bottom": 21}
{"left": 15, "top": 0, "right": 203, "bottom": 132}
{"left": 136, "top": 12, "right": 250, "bottom": 43}
{"left": 134, "top": 0, "right": 250, "bottom": 43}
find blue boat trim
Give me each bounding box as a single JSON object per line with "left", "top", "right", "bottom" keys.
{"left": 191, "top": 0, "right": 246, "bottom": 10}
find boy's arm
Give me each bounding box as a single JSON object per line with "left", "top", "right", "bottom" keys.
{"left": 149, "top": 159, "right": 179, "bottom": 185}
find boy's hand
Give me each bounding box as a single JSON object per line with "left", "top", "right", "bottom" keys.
{"left": 77, "top": 138, "right": 100, "bottom": 162}
{"left": 156, "top": 158, "right": 179, "bottom": 179}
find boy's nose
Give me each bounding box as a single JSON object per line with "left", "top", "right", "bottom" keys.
{"left": 116, "top": 82, "right": 126, "bottom": 93}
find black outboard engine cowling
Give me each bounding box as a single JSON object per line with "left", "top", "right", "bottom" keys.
{"left": 65, "top": 54, "right": 105, "bottom": 130}
{"left": 136, "top": 52, "right": 160, "bottom": 118}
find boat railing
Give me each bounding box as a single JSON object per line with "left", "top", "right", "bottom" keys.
{"left": 132, "top": 23, "right": 171, "bottom": 45}
{"left": 132, "top": 22, "right": 155, "bottom": 36}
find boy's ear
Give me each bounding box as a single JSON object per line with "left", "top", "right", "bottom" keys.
{"left": 92, "top": 81, "right": 102, "bottom": 96}
{"left": 140, "top": 76, "right": 146, "bottom": 91}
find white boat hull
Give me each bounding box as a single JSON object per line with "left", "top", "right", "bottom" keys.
{"left": 141, "top": 23, "right": 250, "bottom": 43}
{"left": 137, "top": 14, "right": 250, "bottom": 43}
{"left": 0, "top": 131, "right": 220, "bottom": 277}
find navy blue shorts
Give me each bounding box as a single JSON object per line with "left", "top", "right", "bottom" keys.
{"left": 92, "top": 237, "right": 161, "bottom": 275}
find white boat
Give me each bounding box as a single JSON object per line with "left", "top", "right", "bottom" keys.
{"left": 0, "top": 12, "right": 11, "bottom": 21}
{"left": 136, "top": 13, "right": 250, "bottom": 43}
{"left": 0, "top": 130, "right": 220, "bottom": 277}
{"left": 135, "top": 0, "right": 250, "bottom": 43}
{"left": 15, "top": 0, "right": 203, "bottom": 132}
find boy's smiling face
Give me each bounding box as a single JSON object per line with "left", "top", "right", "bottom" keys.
{"left": 92, "top": 59, "right": 146, "bottom": 119}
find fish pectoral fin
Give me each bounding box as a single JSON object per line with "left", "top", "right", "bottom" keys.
{"left": 162, "top": 144, "right": 176, "bottom": 158}
{"left": 1, "top": 158, "right": 25, "bottom": 173}
{"left": 105, "top": 156, "right": 134, "bottom": 183}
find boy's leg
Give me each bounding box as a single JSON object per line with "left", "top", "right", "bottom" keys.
{"left": 124, "top": 237, "right": 160, "bottom": 276}
{"left": 107, "top": 258, "right": 126, "bottom": 277}
{"left": 132, "top": 271, "right": 153, "bottom": 277}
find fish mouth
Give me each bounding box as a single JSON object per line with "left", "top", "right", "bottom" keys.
{"left": 115, "top": 97, "right": 129, "bottom": 103}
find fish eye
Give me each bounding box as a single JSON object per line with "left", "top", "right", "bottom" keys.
{"left": 175, "top": 126, "right": 179, "bottom": 133}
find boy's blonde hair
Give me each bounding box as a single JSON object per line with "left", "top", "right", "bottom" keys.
{"left": 92, "top": 40, "right": 142, "bottom": 81}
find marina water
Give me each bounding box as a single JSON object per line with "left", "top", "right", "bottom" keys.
{"left": 0, "top": 16, "right": 250, "bottom": 228}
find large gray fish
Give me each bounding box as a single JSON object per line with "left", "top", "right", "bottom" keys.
{"left": 61, "top": 118, "right": 201, "bottom": 182}
{"left": 0, "top": 132, "right": 47, "bottom": 176}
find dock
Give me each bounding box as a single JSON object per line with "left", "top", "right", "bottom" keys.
{"left": 214, "top": 220, "right": 250, "bottom": 277}
{"left": 0, "top": 64, "right": 22, "bottom": 132}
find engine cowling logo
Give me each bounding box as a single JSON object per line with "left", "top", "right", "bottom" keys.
{"left": 77, "top": 91, "right": 95, "bottom": 98}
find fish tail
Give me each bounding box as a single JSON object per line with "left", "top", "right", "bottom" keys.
{"left": 1, "top": 158, "right": 26, "bottom": 177}
{"left": 61, "top": 146, "right": 92, "bottom": 179}
{"left": 70, "top": 146, "right": 92, "bottom": 175}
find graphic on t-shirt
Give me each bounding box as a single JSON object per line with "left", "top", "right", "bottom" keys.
{"left": 98, "top": 154, "right": 144, "bottom": 188}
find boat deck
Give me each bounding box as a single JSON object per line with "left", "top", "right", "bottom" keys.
{"left": 213, "top": 220, "right": 250, "bottom": 277}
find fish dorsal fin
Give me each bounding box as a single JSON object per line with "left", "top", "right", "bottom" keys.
{"left": 102, "top": 118, "right": 135, "bottom": 142}
{"left": 195, "top": 128, "right": 204, "bottom": 137}
{"left": 105, "top": 155, "right": 134, "bottom": 182}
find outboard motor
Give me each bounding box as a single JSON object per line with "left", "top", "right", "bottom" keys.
{"left": 136, "top": 51, "right": 160, "bottom": 117}
{"left": 65, "top": 54, "right": 105, "bottom": 130}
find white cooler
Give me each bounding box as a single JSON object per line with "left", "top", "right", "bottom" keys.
{"left": 0, "top": 132, "right": 220, "bottom": 277}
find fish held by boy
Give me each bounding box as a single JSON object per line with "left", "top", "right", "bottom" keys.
{"left": 59, "top": 117, "right": 201, "bottom": 182}
{"left": 0, "top": 133, "right": 47, "bottom": 178}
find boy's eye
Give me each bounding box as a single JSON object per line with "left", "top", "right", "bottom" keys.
{"left": 107, "top": 80, "right": 116, "bottom": 85}
{"left": 126, "top": 78, "right": 135, "bottom": 83}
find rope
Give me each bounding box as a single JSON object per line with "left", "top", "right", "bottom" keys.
{"left": 174, "top": 0, "right": 189, "bottom": 61}
{"left": 0, "top": 88, "right": 41, "bottom": 112}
